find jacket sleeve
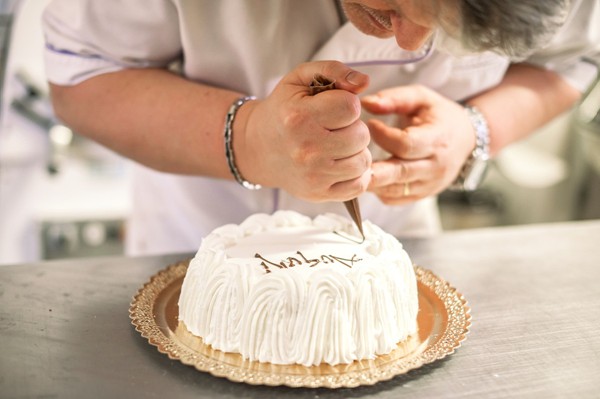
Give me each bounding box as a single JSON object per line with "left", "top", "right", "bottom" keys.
{"left": 524, "top": 0, "right": 600, "bottom": 93}
{"left": 42, "top": 0, "right": 182, "bottom": 85}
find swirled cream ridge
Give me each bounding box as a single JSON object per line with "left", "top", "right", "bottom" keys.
{"left": 178, "top": 210, "right": 418, "bottom": 366}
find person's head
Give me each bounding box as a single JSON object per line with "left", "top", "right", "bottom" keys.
{"left": 341, "top": 0, "right": 571, "bottom": 58}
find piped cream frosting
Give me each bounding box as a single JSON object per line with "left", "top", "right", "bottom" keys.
{"left": 178, "top": 210, "right": 418, "bottom": 366}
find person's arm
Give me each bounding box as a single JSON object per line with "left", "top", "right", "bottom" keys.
{"left": 361, "top": 63, "right": 580, "bottom": 205}
{"left": 50, "top": 68, "right": 244, "bottom": 179}
{"left": 467, "top": 62, "right": 580, "bottom": 156}
{"left": 43, "top": 0, "right": 373, "bottom": 202}
{"left": 360, "top": 0, "right": 598, "bottom": 206}
{"left": 49, "top": 62, "right": 373, "bottom": 202}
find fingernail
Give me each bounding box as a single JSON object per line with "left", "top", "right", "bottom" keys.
{"left": 346, "top": 71, "right": 364, "bottom": 86}
{"left": 362, "top": 95, "right": 379, "bottom": 103}
{"left": 362, "top": 95, "right": 390, "bottom": 106}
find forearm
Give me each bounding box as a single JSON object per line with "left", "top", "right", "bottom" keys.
{"left": 466, "top": 63, "right": 581, "bottom": 156}
{"left": 49, "top": 68, "right": 243, "bottom": 179}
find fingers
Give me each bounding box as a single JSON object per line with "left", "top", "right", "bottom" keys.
{"left": 292, "top": 61, "right": 370, "bottom": 130}
{"left": 368, "top": 158, "right": 444, "bottom": 205}
{"left": 358, "top": 84, "right": 476, "bottom": 205}
{"left": 327, "top": 164, "right": 373, "bottom": 202}
{"left": 361, "top": 84, "right": 444, "bottom": 159}
{"left": 372, "top": 181, "right": 422, "bottom": 205}
{"left": 333, "top": 147, "right": 372, "bottom": 181}
{"left": 307, "top": 90, "right": 363, "bottom": 130}
{"left": 369, "top": 158, "right": 433, "bottom": 188}
{"left": 285, "top": 118, "right": 370, "bottom": 173}
{"left": 285, "top": 149, "right": 371, "bottom": 203}
{"left": 325, "top": 120, "right": 371, "bottom": 159}
{"left": 251, "top": 61, "right": 374, "bottom": 202}
{"left": 361, "top": 85, "right": 435, "bottom": 115}
{"left": 368, "top": 118, "right": 439, "bottom": 159}
{"left": 301, "top": 146, "right": 372, "bottom": 201}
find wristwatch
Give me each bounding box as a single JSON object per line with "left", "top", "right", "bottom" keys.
{"left": 450, "top": 105, "right": 490, "bottom": 191}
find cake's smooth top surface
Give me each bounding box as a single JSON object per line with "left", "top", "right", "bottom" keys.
{"left": 226, "top": 225, "right": 370, "bottom": 274}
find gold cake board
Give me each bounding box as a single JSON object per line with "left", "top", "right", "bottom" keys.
{"left": 130, "top": 259, "right": 471, "bottom": 388}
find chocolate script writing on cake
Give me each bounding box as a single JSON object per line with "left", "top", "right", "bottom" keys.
{"left": 255, "top": 250, "right": 363, "bottom": 274}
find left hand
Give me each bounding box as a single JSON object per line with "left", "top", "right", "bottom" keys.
{"left": 361, "top": 84, "right": 476, "bottom": 205}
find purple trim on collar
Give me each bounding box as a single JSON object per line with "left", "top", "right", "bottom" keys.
{"left": 345, "top": 43, "right": 434, "bottom": 67}
{"left": 45, "top": 43, "right": 102, "bottom": 59}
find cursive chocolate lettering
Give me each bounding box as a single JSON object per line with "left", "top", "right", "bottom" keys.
{"left": 329, "top": 254, "right": 361, "bottom": 268}
{"left": 296, "top": 251, "right": 320, "bottom": 267}
{"left": 255, "top": 250, "right": 363, "bottom": 274}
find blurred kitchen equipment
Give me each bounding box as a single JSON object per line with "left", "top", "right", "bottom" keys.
{"left": 41, "top": 219, "right": 124, "bottom": 260}
{"left": 10, "top": 69, "right": 67, "bottom": 173}
{"left": 577, "top": 109, "right": 600, "bottom": 174}
{"left": 0, "top": 0, "right": 19, "bottom": 118}
{"left": 575, "top": 61, "right": 600, "bottom": 176}
{"left": 0, "top": 0, "right": 130, "bottom": 264}
{"left": 440, "top": 56, "right": 600, "bottom": 229}
{"left": 573, "top": 55, "right": 600, "bottom": 220}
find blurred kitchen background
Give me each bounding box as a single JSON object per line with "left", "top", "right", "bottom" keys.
{"left": 1, "top": 0, "right": 599, "bottom": 265}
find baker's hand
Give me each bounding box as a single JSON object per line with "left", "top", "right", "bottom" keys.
{"left": 361, "top": 85, "right": 476, "bottom": 205}
{"left": 236, "top": 61, "right": 371, "bottom": 202}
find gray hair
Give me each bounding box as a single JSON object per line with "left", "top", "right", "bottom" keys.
{"left": 458, "top": 0, "right": 571, "bottom": 58}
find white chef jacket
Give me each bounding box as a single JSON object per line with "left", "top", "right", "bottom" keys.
{"left": 42, "top": 0, "right": 599, "bottom": 255}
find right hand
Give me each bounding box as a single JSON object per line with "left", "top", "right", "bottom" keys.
{"left": 234, "top": 61, "right": 371, "bottom": 202}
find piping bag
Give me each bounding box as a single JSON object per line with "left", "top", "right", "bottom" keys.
{"left": 308, "top": 74, "right": 365, "bottom": 241}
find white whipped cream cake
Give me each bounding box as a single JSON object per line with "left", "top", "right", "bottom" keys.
{"left": 178, "top": 210, "right": 418, "bottom": 366}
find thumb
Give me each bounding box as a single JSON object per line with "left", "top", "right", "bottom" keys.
{"left": 292, "top": 61, "right": 370, "bottom": 95}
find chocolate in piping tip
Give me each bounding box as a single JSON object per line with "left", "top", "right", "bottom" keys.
{"left": 308, "top": 74, "right": 336, "bottom": 95}
{"left": 344, "top": 198, "right": 365, "bottom": 242}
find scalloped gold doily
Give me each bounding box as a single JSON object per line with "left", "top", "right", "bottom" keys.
{"left": 130, "top": 260, "right": 470, "bottom": 388}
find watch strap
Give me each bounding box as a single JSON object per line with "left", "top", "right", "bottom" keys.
{"left": 450, "top": 105, "right": 490, "bottom": 191}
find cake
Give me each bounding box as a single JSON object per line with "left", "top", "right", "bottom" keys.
{"left": 178, "top": 210, "right": 418, "bottom": 367}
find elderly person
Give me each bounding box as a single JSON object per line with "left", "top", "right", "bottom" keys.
{"left": 42, "top": 0, "right": 599, "bottom": 255}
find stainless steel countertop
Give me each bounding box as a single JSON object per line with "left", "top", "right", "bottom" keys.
{"left": 1, "top": 220, "right": 599, "bottom": 398}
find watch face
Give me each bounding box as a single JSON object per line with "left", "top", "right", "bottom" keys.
{"left": 462, "top": 158, "right": 489, "bottom": 191}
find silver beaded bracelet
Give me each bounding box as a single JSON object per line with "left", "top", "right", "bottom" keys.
{"left": 224, "top": 95, "right": 262, "bottom": 190}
